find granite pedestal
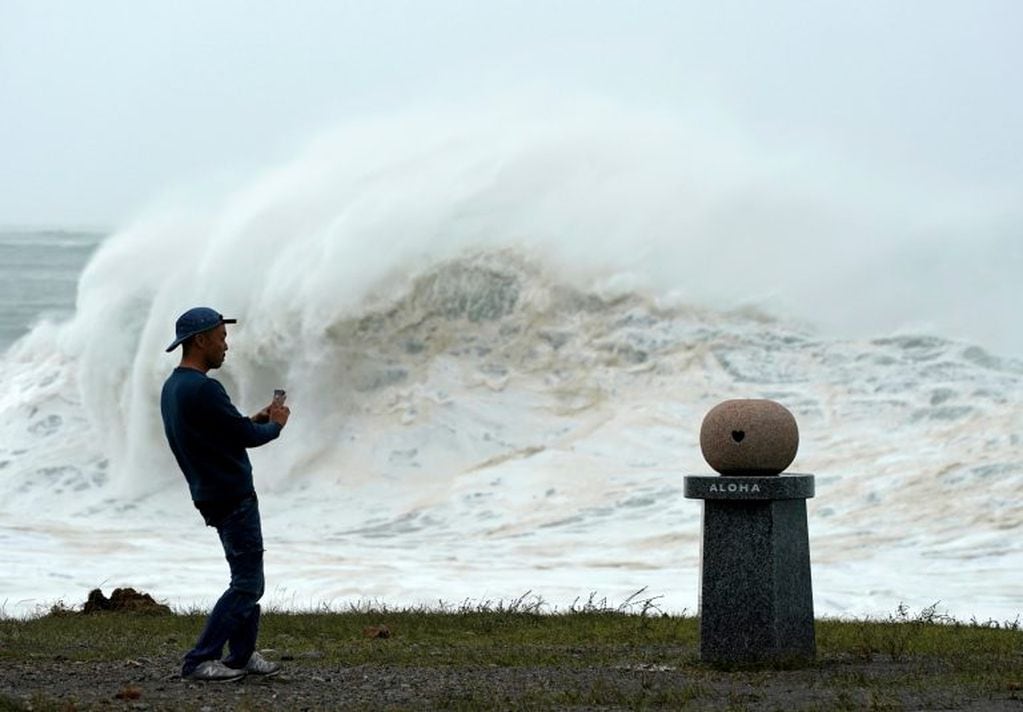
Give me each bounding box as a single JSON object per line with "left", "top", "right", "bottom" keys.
{"left": 684, "top": 473, "right": 816, "bottom": 665}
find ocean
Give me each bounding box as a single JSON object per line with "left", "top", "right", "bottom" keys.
{"left": 1, "top": 114, "right": 1021, "bottom": 621}
{"left": 0, "top": 229, "right": 103, "bottom": 350}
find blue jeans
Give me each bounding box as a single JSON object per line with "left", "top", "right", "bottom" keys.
{"left": 182, "top": 495, "right": 265, "bottom": 675}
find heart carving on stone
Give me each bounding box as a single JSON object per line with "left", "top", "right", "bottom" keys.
{"left": 731, "top": 430, "right": 746, "bottom": 443}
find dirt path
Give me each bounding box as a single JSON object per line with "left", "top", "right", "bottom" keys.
{"left": 3, "top": 655, "right": 1022, "bottom": 710}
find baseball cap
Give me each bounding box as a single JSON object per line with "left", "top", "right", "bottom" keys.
{"left": 165, "top": 307, "right": 237, "bottom": 352}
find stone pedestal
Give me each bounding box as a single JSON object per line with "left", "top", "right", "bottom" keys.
{"left": 684, "top": 473, "right": 816, "bottom": 665}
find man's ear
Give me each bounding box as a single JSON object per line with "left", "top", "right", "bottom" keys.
{"left": 184, "top": 333, "right": 205, "bottom": 355}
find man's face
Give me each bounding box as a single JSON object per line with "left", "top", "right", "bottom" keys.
{"left": 199, "top": 323, "right": 229, "bottom": 370}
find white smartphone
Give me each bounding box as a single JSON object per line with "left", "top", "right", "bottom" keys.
{"left": 272, "top": 388, "right": 287, "bottom": 406}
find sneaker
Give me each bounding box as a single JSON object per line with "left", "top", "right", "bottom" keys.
{"left": 182, "top": 660, "right": 247, "bottom": 682}
{"left": 243, "top": 651, "right": 281, "bottom": 677}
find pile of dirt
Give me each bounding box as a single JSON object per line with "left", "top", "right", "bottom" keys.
{"left": 81, "top": 587, "right": 172, "bottom": 615}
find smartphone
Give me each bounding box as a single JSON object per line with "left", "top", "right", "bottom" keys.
{"left": 272, "top": 388, "right": 287, "bottom": 406}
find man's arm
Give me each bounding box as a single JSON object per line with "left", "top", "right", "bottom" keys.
{"left": 203, "top": 380, "right": 283, "bottom": 448}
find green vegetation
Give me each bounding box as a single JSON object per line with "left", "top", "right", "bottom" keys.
{"left": 1, "top": 595, "right": 1021, "bottom": 710}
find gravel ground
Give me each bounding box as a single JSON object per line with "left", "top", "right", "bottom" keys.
{"left": 3, "top": 655, "right": 1022, "bottom": 711}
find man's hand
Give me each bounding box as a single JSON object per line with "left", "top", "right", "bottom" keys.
{"left": 269, "top": 401, "right": 290, "bottom": 428}
{"left": 251, "top": 405, "right": 271, "bottom": 423}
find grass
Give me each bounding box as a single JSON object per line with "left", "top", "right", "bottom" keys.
{"left": 4, "top": 590, "right": 697, "bottom": 669}
{"left": 1, "top": 594, "right": 1022, "bottom": 710}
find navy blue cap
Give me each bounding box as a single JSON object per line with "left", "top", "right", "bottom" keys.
{"left": 166, "top": 307, "right": 237, "bottom": 352}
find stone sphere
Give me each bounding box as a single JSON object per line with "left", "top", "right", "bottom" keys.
{"left": 699, "top": 399, "right": 799, "bottom": 476}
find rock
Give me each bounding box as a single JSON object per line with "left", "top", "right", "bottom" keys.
{"left": 82, "top": 588, "right": 111, "bottom": 614}
{"left": 114, "top": 685, "right": 143, "bottom": 700}
{"left": 700, "top": 399, "right": 798, "bottom": 476}
{"left": 81, "top": 587, "right": 172, "bottom": 615}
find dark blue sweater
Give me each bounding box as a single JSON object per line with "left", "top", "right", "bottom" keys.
{"left": 160, "top": 367, "right": 282, "bottom": 505}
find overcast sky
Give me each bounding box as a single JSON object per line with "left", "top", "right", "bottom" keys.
{"left": 1, "top": 0, "right": 1021, "bottom": 228}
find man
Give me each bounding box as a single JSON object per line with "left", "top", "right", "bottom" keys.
{"left": 160, "top": 306, "right": 290, "bottom": 682}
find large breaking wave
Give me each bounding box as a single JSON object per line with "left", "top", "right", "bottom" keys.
{"left": 1, "top": 108, "right": 1021, "bottom": 618}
